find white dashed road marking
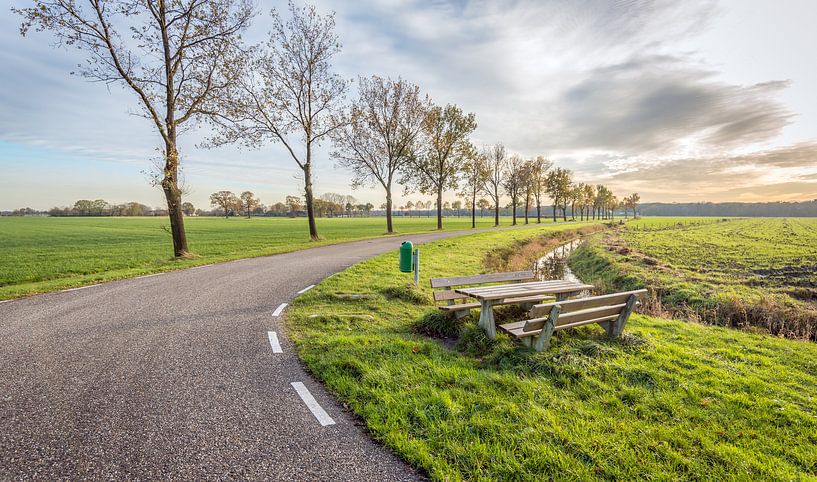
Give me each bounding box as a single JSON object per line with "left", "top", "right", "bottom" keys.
{"left": 291, "top": 382, "right": 336, "bottom": 426}
{"left": 272, "top": 303, "right": 288, "bottom": 317}
{"left": 134, "top": 273, "right": 162, "bottom": 279}
{"left": 296, "top": 284, "right": 315, "bottom": 295}
{"left": 62, "top": 284, "right": 100, "bottom": 292}
{"left": 0, "top": 299, "right": 11, "bottom": 304}
{"left": 190, "top": 264, "right": 214, "bottom": 270}
{"left": 267, "top": 331, "right": 283, "bottom": 353}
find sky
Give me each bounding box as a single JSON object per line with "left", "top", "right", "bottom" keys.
{"left": 1, "top": 0, "right": 816, "bottom": 211}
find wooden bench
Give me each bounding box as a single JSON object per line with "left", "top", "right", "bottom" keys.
{"left": 430, "top": 271, "right": 555, "bottom": 318}
{"left": 498, "top": 289, "right": 647, "bottom": 351}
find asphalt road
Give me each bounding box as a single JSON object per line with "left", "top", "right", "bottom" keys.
{"left": 0, "top": 225, "right": 526, "bottom": 480}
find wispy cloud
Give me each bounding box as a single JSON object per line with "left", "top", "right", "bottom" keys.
{"left": 601, "top": 142, "right": 817, "bottom": 201}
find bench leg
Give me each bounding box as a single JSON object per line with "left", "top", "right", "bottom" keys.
{"left": 479, "top": 300, "right": 497, "bottom": 339}
{"left": 533, "top": 306, "right": 560, "bottom": 352}
{"left": 610, "top": 294, "right": 638, "bottom": 337}
{"left": 533, "top": 318, "right": 556, "bottom": 352}
{"left": 453, "top": 309, "right": 470, "bottom": 320}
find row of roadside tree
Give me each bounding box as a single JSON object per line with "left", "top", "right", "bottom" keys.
{"left": 15, "top": 1, "right": 636, "bottom": 257}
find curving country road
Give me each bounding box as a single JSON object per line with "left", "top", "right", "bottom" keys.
{"left": 0, "top": 225, "right": 540, "bottom": 480}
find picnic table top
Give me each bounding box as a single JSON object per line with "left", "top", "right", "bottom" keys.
{"left": 454, "top": 279, "right": 594, "bottom": 301}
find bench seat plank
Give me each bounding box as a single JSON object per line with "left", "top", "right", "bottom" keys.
{"left": 438, "top": 295, "right": 555, "bottom": 312}
{"left": 439, "top": 302, "right": 482, "bottom": 311}
{"left": 502, "top": 314, "right": 622, "bottom": 338}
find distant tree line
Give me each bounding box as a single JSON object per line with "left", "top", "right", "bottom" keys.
{"left": 638, "top": 200, "right": 817, "bottom": 217}
{"left": 207, "top": 191, "right": 374, "bottom": 218}
{"left": 15, "top": 200, "right": 181, "bottom": 217}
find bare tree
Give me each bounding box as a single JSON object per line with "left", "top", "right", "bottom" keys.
{"left": 181, "top": 202, "right": 195, "bottom": 216}
{"left": 627, "top": 192, "right": 641, "bottom": 218}
{"left": 593, "top": 184, "right": 614, "bottom": 219}
{"left": 582, "top": 184, "right": 595, "bottom": 220}
{"left": 502, "top": 154, "right": 525, "bottom": 226}
{"left": 239, "top": 191, "right": 260, "bottom": 218}
{"left": 332, "top": 76, "right": 428, "bottom": 233}
{"left": 285, "top": 195, "right": 303, "bottom": 215}
{"left": 477, "top": 198, "right": 490, "bottom": 218}
{"left": 481, "top": 144, "right": 506, "bottom": 226}
{"left": 451, "top": 200, "right": 462, "bottom": 217}
{"left": 210, "top": 2, "right": 346, "bottom": 240}
{"left": 15, "top": 0, "right": 254, "bottom": 257}
{"left": 545, "top": 167, "right": 573, "bottom": 221}
{"left": 530, "top": 156, "right": 552, "bottom": 223}
{"left": 210, "top": 191, "right": 239, "bottom": 218}
{"left": 572, "top": 183, "right": 587, "bottom": 220}
{"left": 520, "top": 159, "right": 536, "bottom": 224}
{"left": 459, "top": 142, "right": 488, "bottom": 229}
{"left": 403, "top": 103, "right": 476, "bottom": 230}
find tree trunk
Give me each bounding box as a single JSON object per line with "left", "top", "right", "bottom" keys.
{"left": 552, "top": 203, "right": 557, "bottom": 222}
{"left": 511, "top": 198, "right": 517, "bottom": 225}
{"left": 524, "top": 194, "right": 530, "bottom": 224}
{"left": 385, "top": 188, "right": 394, "bottom": 233}
{"left": 470, "top": 192, "right": 476, "bottom": 229}
{"left": 161, "top": 140, "right": 189, "bottom": 258}
{"left": 436, "top": 186, "right": 443, "bottom": 230}
{"left": 494, "top": 192, "right": 500, "bottom": 226}
{"left": 536, "top": 195, "right": 541, "bottom": 223}
{"left": 303, "top": 162, "right": 319, "bottom": 240}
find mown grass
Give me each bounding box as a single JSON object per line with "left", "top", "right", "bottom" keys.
{"left": 0, "top": 214, "right": 533, "bottom": 299}
{"left": 285, "top": 222, "right": 817, "bottom": 480}
{"left": 570, "top": 218, "right": 817, "bottom": 340}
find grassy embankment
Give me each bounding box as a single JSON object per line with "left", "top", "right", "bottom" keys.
{"left": 0, "top": 215, "right": 533, "bottom": 299}
{"left": 285, "top": 221, "right": 817, "bottom": 480}
{"left": 569, "top": 217, "right": 817, "bottom": 340}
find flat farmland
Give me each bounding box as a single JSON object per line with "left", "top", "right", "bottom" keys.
{"left": 625, "top": 218, "right": 817, "bottom": 291}
{"left": 0, "top": 215, "right": 535, "bottom": 299}
{"left": 570, "top": 217, "right": 817, "bottom": 340}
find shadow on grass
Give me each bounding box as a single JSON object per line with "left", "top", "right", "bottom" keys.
{"left": 450, "top": 323, "right": 652, "bottom": 384}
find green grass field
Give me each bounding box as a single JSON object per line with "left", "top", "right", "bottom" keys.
{"left": 570, "top": 217, "right": 817, "bottom": 340}
{"left": 285, "top": 221, "right": 817, "bottom": 480}
{"left": 0, "top": 214, "right": 546, "bottom": 299}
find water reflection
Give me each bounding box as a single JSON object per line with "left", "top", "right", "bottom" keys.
{"left": 534, "top": 239, "right": 588, "bottom": 295}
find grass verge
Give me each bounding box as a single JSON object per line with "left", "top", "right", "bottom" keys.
{"left": 286, "top": 222, "right": 817, "bottom": 480}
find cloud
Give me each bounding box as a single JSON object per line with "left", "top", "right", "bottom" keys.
{"left": 1, "top": 0, "right": 815, "bottom": 209}
{"left": 549, "top": 58, "right": 792, "bottom": 155}
{"left": 600, "top": 142, "right": 817, "bottom": 201}
{"left": 724, "top": 182, "right": 817, "bottom": 201}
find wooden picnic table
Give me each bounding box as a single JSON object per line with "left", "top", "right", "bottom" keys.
{"left": 455, "top": 280, "right": 594, "bottom": 339}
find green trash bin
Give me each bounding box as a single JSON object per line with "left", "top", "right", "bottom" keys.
{"left": 399, "top": 241, "right": 413, "bottom": 273}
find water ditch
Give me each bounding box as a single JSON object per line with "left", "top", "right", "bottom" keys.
{"left": 533, "top": 238, "right": 590, "bottom": 296}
